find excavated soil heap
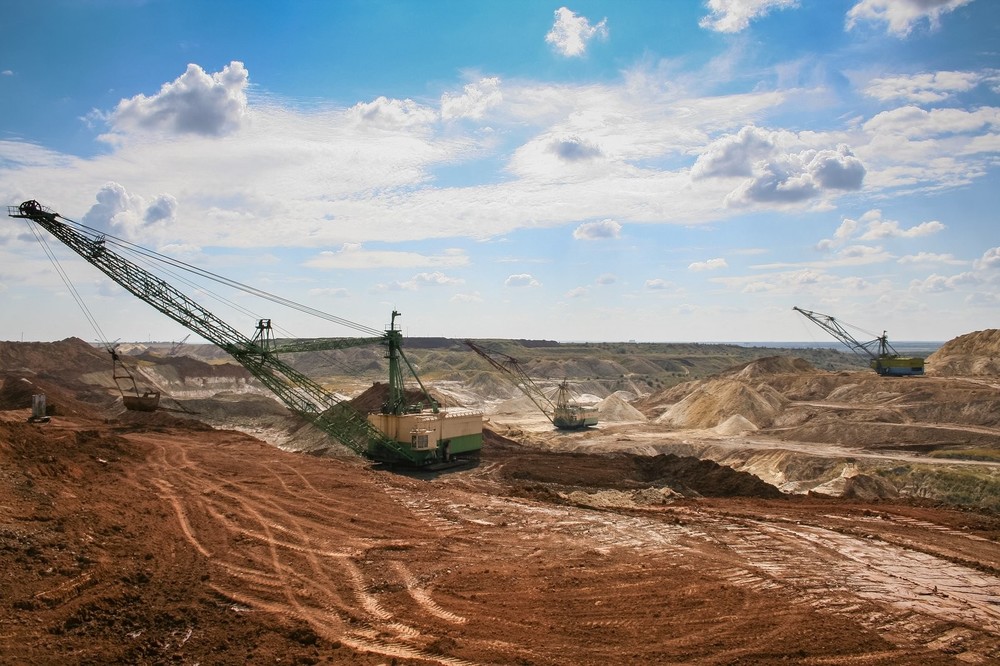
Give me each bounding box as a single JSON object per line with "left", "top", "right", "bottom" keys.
{"left": 486, "top": 429, "right": 784, "bottom": 499}
{"left": 927, "top": 329, "right": 1000, "bottom": 376}
{"left": 655, "top": 378, "right": 787, "bottom": 429}
{"left": 596, "top": 391, "right": 647, "bottom": 422}
{"left": 726, "top": 355, "right": 817, "bottom": 381}
{"left": 0, "top": 337, "right": 110, "bottom": 377}
{"left": 348, "top": 381, "right": 455, "bottom": 412}
{"left": 0, "top": 373, "right": 115, "bottom": 416}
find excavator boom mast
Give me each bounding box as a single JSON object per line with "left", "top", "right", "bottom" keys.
{"left": 792, "top": 306, "right": 881, "bottom": 362}
{"left": 464, "top": 340, "right": 556, "bottom": 424}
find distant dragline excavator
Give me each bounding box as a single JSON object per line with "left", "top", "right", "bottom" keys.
{"left": 793, "top": 306, "right": 925, "bottom": 377}
{"left": 465, "top": 340, "right": 599, "bottom": 429}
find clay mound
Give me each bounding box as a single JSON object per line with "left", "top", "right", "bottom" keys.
{"left": 809, "top": 464, "right": 900, "bottom": 501}
{"left": 0, "top": 376, "right": 38, "bottom": 410}
{"left": 597, "top": 392, "right": 647, "bottom": 422}
{"left": 136, "top": 351, "right": 251, "bottom": 382}
{"left": 349, "top": 381, "right": 455, "bottom": 413}
{"left": 655, "top": 378, "right": 787, "bottom": 429}
{"left": 713, "top": 414, "right": 758, "bottom": 435}
{"left": 726, "top": 356, "right": 816, "bottom": 381}
{"left": 635, "top": 380, "right": 699, "bottom": 415}
{"left": 0, "top": 338, "right": 110, "bottom": 377}
{"left": 487, "top": 429, "right": 783, "bottom": 499}
{"left": 0, "top": 373, "right": 116, "bottom": 415}
{"left": 926, "top": 329, "right": 1000, "bottom": 376}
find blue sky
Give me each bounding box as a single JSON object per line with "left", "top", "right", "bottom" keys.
{"left": 1, "top": 0, "right": 998, "bottom": 343}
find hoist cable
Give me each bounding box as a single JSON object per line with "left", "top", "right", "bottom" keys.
{"left": 24, "top": 220, "right": 111, "bottom": 349}
{"left": 55, "top": 214, "right": 383, "bottom": 337}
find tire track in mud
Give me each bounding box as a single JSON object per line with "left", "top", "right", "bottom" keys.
{"left": 125, "top": 428, "right": 1000, "bottom": 663}
{"left": 389, "top": 560, "right": 468, "bottom": 625}
{"left": 137, "top": 434, "right": 484, "bottom": 664}
{"left": 149, "top": 477, "right": 212, "bottom": 558}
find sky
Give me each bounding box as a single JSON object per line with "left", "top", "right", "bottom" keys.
{"left": 1, "top": 0, "right": 998, "bottom": 344}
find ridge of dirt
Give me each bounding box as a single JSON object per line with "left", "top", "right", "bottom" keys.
{"left": 0, "top": 337, "right": 109, "bottom": 377}
{"left": 654, "top": 378, "right": 788, "bottom": 429}
{"left": 348, "top": 381, "right": 458, "bottom": 412}
{"left": 485, "top": 428, "right": 785, "bottom": 499}
{"left": 927, "top": 328, "right": 1000, "bottom": 376}
{"left": 596, "top": 392, "right": 647, "bottom": 422}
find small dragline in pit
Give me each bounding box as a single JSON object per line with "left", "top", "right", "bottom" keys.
{"left": 465, "top": 340, "right": 598, "bottom": 429}
{"left": 10, "top": 199, "right": 482, "bottom": 468}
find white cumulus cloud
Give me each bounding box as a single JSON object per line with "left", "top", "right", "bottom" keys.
{"left": 108, "top": 61, "right": 248, "bottom": 138}
{"left": 548, "top": 136, "right": 603, "bottom": 162}
{"left": 694, "top": 127, "right": 865, "bottom": 205}
{"left": 440, "top": 77, "right": 503, "bottom": 121}
{"left": 863, "top": 106, "right": 1000, "bottom": 138}
{"left": 975, "top": 247, "right": 1000, "bottom": 271}
{"left": 82, "top": 182, "right": 142, "bottom": 231}
{"left": 144, "top": 194, "right": 178, "bottom": 225}
{"left": 859, "top": 218, "right": 945, "bottom": 240}
{"left": 81, "top": 182, "right": 176, "bottom": 236}
{"left": 545, "top": 7, "right": 608, "bottom": 58}
{"left": 385, "top": 271, "right": 464, "bottom": 291}
{"left": 699, "top": 0, "right": 799, "bottom": 33}
{"left": 863, "top": 71, "right": 980, "bottom": 103}
{"left": 818, "top": 210, "right": 943, "bottom": 255}
{"left": 689, "top": 258, "right": 728, "bottom": 271}
{"left": 691, "top": 125, "right": 777, "bottom": 179}
{"left": 305, "top": 244, "right": 468, "bottom": 270}
{"left": 846, "top": 0, "right": 975, "bottom": 37}
{"left": 910, "top": 271, "right": 978, "bottom": 292}
{"left": 897, "top": 252, "right": 963, "bottom": 265}
{"left": 348, "top": 96, "right": 437, "bottom": 129}
{"left": 726, "top": 144, "right": 866, "bottom": 205}
{"left": 505, "top": 273, "right": 541, "bottom": 287}
{"left": 573, "top": 219, "right": 621, "bottom": 240}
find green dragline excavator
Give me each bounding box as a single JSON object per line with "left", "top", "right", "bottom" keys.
{"left": 10, "top": 199, "right": 482, "bottom": 467}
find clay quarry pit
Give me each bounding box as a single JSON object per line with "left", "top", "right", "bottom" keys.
{"left": 2, "top": 333, "right": 999, "bottom": 665}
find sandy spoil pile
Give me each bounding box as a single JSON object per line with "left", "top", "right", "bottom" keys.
{"left": 655, "top": 378, "right": 787, "bottom": 429}
{"left": 493, "top": 393, "right": 541, "bottom": 416}
{"left": 597, "top": 392, "right": 647, "bottom": 422}
{"left": 727, "top": 355, "right": 816, "bottom": 381}
{"left": 927, "top": 329, "right": 1000, "bottom": 376}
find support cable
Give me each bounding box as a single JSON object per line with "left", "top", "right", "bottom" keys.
{"left": 56, "top": 214, "right": 382, "bottom": 337}
{"left": 24, "top": 220, "right": 110, "bottom": 348}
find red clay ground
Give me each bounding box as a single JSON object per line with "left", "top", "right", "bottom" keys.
{"left": 2, "top": 405, "right": 999, "bottom": 665}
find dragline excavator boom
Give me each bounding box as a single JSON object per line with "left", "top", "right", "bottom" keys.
{"left": 10, "top": 199, "right": 482, "bottom": 467}
{"left": 793, "top": 306, "right": 924, "bottom": 377}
